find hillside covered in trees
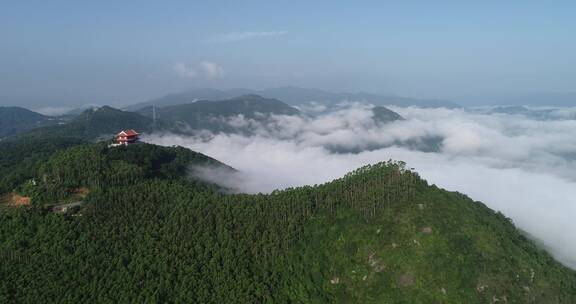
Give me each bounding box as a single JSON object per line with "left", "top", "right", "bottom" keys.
{"left": 18, "top": 106, "right": 155, "bottom": 141}
{"left": 3, "top": 95, "right": 406, "bottom": 144}
{"left": 126, "top": 87, "right": 460, "bottom": 111}
{"left": 137, "top": 94, "right": 301, "bottom": 134}
{"left": 0, "top": 139, "right": 575, "bottom": 303}
{"left": 0, "top": 107, "right": 60, "bottom": 139}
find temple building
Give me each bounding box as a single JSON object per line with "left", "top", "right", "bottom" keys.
{"left": 113, "top": 129, "right": 140, "bottom": 146}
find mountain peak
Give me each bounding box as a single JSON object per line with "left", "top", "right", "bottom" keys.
{"left": 126, "top": 87, "right": 460, "bottom": 111}
{"left": 230, "top": 93, "right": 269, "bottom": 100}
{"left": 0, "top": 106, "right": 53, "bottom": 138}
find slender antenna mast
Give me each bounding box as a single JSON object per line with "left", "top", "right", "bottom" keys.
{"left": 152, "top": 105, "right": 157, "bottom": 129}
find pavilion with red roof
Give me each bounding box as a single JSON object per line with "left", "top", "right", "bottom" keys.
{"left": 114, "top": 129, "right": 140, "bottom": 146}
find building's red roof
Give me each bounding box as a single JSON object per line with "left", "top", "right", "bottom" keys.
{"left": 117, "top": 129, "right": 139, "bottom": 137}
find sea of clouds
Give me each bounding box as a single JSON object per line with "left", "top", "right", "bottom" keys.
{"left": 143, "top": 103, "right": 576, "bottom": 269}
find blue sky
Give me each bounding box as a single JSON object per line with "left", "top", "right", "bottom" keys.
{"left": 1, "top": 1, "right": 575, "bottom": 107}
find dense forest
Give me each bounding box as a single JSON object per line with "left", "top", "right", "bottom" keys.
{"left": 17, "top": 106, "right": 155, "bottom": 141}
{"left": 137, "top": 94, "right": 301, "bottom": 135}
{"left": 1, "top": 98, "right": 407, "bottom": 146}
{"left": 1, "top": 138, "right": 575, "bottom": 303}
{"left": 0, "top": 107, "right": 60, "bottom": 138}
{"left": 126, "top": 87, "right": 460, "bottom": 111}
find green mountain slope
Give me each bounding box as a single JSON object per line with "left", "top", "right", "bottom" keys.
{"left": 0, "top": 142, "right": 574, "bottom": 303}
{"left": 0, "top": 137, "right": 86, "bottom": 194}
{"left": 372, "top": 106, "right": 405, "bottom": 124}
{"left": 126, "top": 87, "right": 460, "bottom": 111}
{"left": 4, "top": 98, "right": 403, "bottom": 144}
{"left": 260, "top": 86, "right": 460, "bottom": 108}
{"left": 138, "top": 94, "right": 300, "bottom": 133}
{"left": 126, "top": 88, "right": 253, "bottom": 110}
{"left": 20, "top": 106, "right": 154, "bottom": 141}
{"left": 0, "top": 107, "right": 59, "bottom": 138}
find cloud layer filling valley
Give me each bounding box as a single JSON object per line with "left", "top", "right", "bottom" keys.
{"left": 144, "top": 104, "right": 576, "bottom": 269}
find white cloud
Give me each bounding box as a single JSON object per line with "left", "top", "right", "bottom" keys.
{"left": 33, "top": 106, "right": 74, "bottom": 116}
{"left": 33, "top": 103, "right": 101, "bottom": 116}
{"left": 173, "top": 62, "right": 198, "bottom": 78}
{"left": 143, "top": 105, "right": 576, "bottom": 269}
{"left": 214, "top": 30, "right": 288, "bottom": 43}
{"left": 173, "top": 61, "right": 224, "bottom": 79}
{"left": 200, "top": 61, "right": 225, "bottom": 79}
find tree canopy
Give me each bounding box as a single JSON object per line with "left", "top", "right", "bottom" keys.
{"left": 0, "top": 141, "right": 575, "bottom": 303}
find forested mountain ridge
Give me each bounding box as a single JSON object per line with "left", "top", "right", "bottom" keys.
{"left": 372, "top": 106, "right": 405, "bottom": 124}
{"left": 7, "top": 142, "right": 231, "bottom": 203}
{"left": 137, "top": 94, "right": 405, "bottom": 135}
{"left": 7, "top": 97, "right": 300, "bottom": 140}
{"left": 126, "top": 87, "right": 460, "bottom": 111}
{"left": 139, "top": 94, "right": 300, "bottom": 118}
{"left": 4, "top": 98, "right": 405, "bottom": 142}
{"left": 0, "top": 106, "right": 60, "bottom": 138}
{"left": 137, "top": 94, "right": 300, "bottom": 134}
{"left": 0, "top": 106, "right": 161, "bottom": 193}
{"left": 18, "top": 106, "right": 155, "bottom": 141}
{"left": 0, "top": 137, "right": 86, "bottom": 195}
{"left": 1, "top": 140, "right": 575, "bottom": 303}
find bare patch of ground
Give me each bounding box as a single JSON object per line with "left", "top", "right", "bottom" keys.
{"left": 398, "top": 273, "right": 415, "bottom": 287}
{"left": 367, "top": 252, "right": 386, "bottom": 272}
{"left": 2, "top": 193, "right": 31, "bottom": 207}
{"left": 73, "top": 187, "right": 90, "bottom": 198}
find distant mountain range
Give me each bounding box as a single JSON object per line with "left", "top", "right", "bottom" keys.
{"left": 14, "top": 106, "right": 154, "bottom": 141}
{"left": 0, "top": 94, "right": 443, "bottom": 163}
{"left": 10, "top": 94, "right": 399, "bottom": 141}
{"left": 138, "top": 94, "right": 300, "bottom": 119}
{"left": 469, "top": 105, "right": 576, "bottom": 120}
{"left": 0, "top": 95, "right": 411, "bottom": 154}
{"left": 137, "top": 94, "right": 300, "bottom": 134}
{"left": 0, "top": 106, "right": 62, "bottom": 139}
{"left": 477, "top": 92, "right": 576, "bottom": 107}
{"left": 1, "top": 95, "right": 409, "bottom": 158}
{"left": 125, "top": 86, "right": 460, "bottom": 111}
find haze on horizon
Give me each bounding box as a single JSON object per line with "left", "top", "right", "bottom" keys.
{"left": 1, "top": 1, "right": 576, "bottom": 109}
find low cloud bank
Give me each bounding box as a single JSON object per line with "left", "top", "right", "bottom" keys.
{"left": 174, "top": 61, "right": 225, "bottom": 79}
{"left": 144, "top": 104, "right": 576, "bottom": 269}
{"left": 33, "top": 106, "right": 74, "bottom": 116}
